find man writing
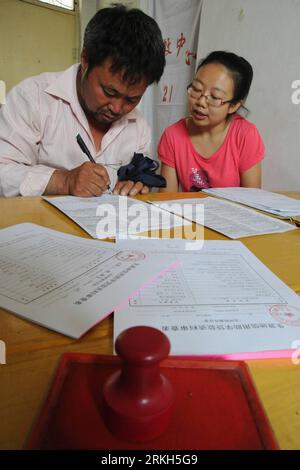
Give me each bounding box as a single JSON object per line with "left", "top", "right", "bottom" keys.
{"left": 0, "top": 5, "right": 165, "bottom": 197}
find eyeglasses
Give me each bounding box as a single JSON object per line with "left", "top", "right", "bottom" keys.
{"left": 187, "top": 83, "right": 234, "bottom": 108}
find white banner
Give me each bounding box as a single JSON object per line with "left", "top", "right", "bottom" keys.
{"left": 152, "top": 0, "right": 203, "bottom": 154}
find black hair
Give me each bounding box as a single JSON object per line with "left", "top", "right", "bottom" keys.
{"left": 83, "top": 4, "right": 166, "bottom": 86}
{"left": 197, "top": 51, "right": 253, "bottom": 105}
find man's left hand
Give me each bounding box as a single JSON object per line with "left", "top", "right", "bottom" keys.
{"left": 113, "top": 180, "right": 150, "bottom": 196}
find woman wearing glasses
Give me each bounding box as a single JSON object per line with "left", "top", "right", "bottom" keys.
{"left": 158, "top": 51, "right": 264, "bottom": 192}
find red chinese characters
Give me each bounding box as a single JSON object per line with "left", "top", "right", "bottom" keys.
{"left": 163, "top": 33, "right": 196, "bottom": 66}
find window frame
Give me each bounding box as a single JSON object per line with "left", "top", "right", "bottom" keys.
{"left": 20, "top": 0, "right": 77, "bottom": 15}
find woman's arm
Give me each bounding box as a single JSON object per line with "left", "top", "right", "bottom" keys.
{"left": 159, "top": 163, "right": 179, "bottom": 193}
{"left": 240, "top": 162, "right": 261, "bottom": 188}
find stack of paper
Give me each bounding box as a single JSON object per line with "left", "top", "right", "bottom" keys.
{"left": 202, "top": 187, "right": 300, "bottom": 217}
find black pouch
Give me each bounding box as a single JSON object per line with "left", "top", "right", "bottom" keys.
{"left": 117, "top": 153, "right": 166, "bottom": 188}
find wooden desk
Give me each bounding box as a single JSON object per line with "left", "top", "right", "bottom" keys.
{"left": 0, "top": 194, "right": 300, "bottom": 450}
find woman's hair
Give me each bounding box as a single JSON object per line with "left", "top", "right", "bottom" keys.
{"left": 197, "top": 51, "right": 253, "bottom": 105}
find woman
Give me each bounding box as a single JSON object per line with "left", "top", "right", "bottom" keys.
{"left": 158, "top": 51, "right": 264, "bottom": 192}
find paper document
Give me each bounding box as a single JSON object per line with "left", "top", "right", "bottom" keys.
{"left": 0, "top": 224, "right": 176, "bottom": 338}
{"left": 202, "top": 187, "right": 300, "bottom": 217}
{"left": 150, "top": 197, "right": 297, "bottom": 238}
{"left": 114, "top": 239, "right": 300, "bottom": 358}
{"left": 43, "top": 195, "right": 191, "bottom": 239}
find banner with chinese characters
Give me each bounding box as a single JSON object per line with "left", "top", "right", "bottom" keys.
{"left": 153, "top": 0, "right": 202, "bottom": 154}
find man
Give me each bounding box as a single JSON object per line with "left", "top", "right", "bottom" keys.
{"left": 0, "top": 5, "right": 165, "bottom": 197}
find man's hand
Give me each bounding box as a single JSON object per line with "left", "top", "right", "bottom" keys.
{"left": 113, "top": 180, "right": 150, "bottom": 196}
{"left": 44, "top": 162, "right": 110, "bottom": 196}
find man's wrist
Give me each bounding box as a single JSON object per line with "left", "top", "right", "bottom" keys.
{"left": 43, "top": 169, "right": 70, "bottom": 195}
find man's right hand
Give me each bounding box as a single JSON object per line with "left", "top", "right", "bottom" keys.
{"left": 44, "top": 162, "right": 110, "bottom": 196}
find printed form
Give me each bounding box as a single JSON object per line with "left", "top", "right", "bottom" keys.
{"left": 150, "top": 197, "right": 297, "bottom": 238}
{"left": 43, "top": 195, "right": 191, "bottom": 239}
{"left": 202, "top": 187, "right": 300, "bottom": 217}
{"left": 114, "top": 239, "right": 300, "bottom": 358}
{"left": 0, "top": 224, "right": 176, "bottom": 338}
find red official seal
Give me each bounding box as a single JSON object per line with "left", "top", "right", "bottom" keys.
{"left": 269, "top": 305, "right": 300, "bottom": 326}
{"left": 116, "top": 251, "right": 146, "bottom": 262}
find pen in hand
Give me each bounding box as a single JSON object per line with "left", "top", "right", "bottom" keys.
{"left": 76, "top": 133, "right": 111, "bottom": 193}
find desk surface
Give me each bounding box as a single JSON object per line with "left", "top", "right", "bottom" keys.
{"left": 0, "top": 193, "right": 300, "bottom": 450}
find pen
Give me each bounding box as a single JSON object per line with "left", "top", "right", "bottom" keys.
{"left": 76, "top": 133, "right": 111, "bottom": 193}
{"left": 76, "top": 133, "right": 96, "bottom": 163}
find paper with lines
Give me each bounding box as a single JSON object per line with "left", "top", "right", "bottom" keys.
{"left": 150, "top": 197, "right": 297, "bottom": 238}
{"left": 43, "top": 195, "right": 192, "bottom": 239}
{"left": 0, "top": 224, "right": 175, "bottom": 338}
{"left": 114, "top": 238, "right": 300, "bottom": 358}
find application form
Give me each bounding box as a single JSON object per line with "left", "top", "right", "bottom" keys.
{"left": 202, "top": 187, "right": 300, "bottom": 217}
{"left": 0, "top": 224, "right": 176, "bottom": 338}
{"left": 150, "top": 197, "right": 297, "bottom": 238}
{"left": 114, "top": 239, "right": 300, "bottom": 358}
{"left": 43, "top": 195, "right": 191, "bottom": 239}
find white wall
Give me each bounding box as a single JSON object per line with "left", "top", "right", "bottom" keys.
{"left": 197, "top": 0, "right": 300, "bottom": 191}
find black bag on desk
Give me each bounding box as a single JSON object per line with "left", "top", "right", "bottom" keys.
{"left": 117, "top": 152, "right": 166, "bottom": 188}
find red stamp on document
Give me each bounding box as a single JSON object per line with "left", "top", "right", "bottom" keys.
{"left": 116, "top": 250, "right": 146, "bottom": 262}
{"left": 269, "top": 305, "right": 300, "bottom": 326}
